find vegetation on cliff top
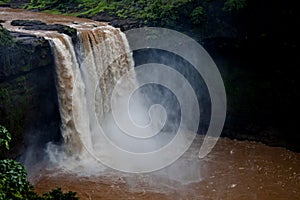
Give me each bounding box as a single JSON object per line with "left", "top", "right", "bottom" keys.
{"left": 0, "top": 0, "right": 11, "bottom": 5}
{"left": 22, "top": 0, "right": 246, "bottom": 27}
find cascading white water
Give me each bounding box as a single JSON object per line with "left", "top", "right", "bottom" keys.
{"left": 46, "top": 26, "right": 137, "bottom": 160}
{"left": 45, "top": 25, "right": 198, "bottom": 177}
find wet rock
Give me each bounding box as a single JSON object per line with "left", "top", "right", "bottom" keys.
{"left": 11, "top": 19, "right": 46, "bottom": 26}
{"left": 91, "top": 14, "right": 115, "bottom": 22}
{"left": 25, "top": 24, "right": 77, "bottom": 42}
{"left": 87, "top": 13, "right": 142, "bottom": 31}
{"left": 11, "top": 20, "right": 77, "bottom": 42}
{"left": 109, "top": 19, "right": 141, "bottom": 31}
{"left": 0, "top": 30, "right": 61, "bottom": 158}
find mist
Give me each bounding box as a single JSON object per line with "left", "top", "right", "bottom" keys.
{"left": 20, "top": 25, "right": 214, "bottom": 193}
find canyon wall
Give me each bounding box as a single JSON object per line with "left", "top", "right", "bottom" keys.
{"left": 0, "top": 28, "right": 61, "bottom": 157}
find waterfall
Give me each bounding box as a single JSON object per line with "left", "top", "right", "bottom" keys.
{"left": 1, "top": 8, "right": 204, "bottom": 185}
{"left": 1, "top": 10, "right": 199, "bottom": 173}
{"left": 44, "top": 25, "right": 197, "bottom": 174}
{"left": 46, "top": 26, "right": 135, "bottom": 157}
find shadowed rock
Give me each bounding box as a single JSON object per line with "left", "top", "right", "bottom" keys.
{"left": 11, "top": 20, "right": 46, "bottom": 26}
{"left": 11, "top": 20, "right": 77, "bottom": 42}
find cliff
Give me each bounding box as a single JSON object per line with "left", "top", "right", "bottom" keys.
{"left": 0, "top": 2, "right": 299, "bottom": 153}
{"left": 0, "top": 26, "right": 61, "bottom": 158}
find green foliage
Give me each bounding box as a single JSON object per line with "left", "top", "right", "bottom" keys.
{"left": 25, "top": 0, "right": 77, "bottom": 12}
{"left": 0, "top": 127, "right": 33, "bottom": 199}
{"left": 80, "top": 0, "right": 118, "bottom": 17}
{"left": 77, "top": 0, "right": 99, "bottom": 9}
{"left": 223, "top": 0, "right": 247, "bottom": 12}
{"left": 142, "top": 1, "right": 179, "bottom": 26}
{"left": 0, "top": 86, "right": 27, "bottom": 144}
{"left": 112, "top": 0, "right": 192, "bottom": 26}
{"left": 23, "top": 0, "right": 193, "bottom": 26}
{"left": 0, "top": 159, "right": 37, "bottom": 199}
{"left": 0, "top": 126, "right": 79, "bottom": 199}
{"left": 0, "top": 159, "right": 79, "bottom": 199}
{"left": 0, "top": 0, "right": 11, "bottom": 5}
{"left": 19, "top": 0, "right": 248, "bottom": 28}
{"left": 0, "top": 125, "right": 11, "bottom": 151}
{"left": 190, "top": 6, "right": 205, "bottom": 25}
{"left": 25, "top": 0, "right": 54, "bottom": 10}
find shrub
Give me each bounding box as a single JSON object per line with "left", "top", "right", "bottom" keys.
{"left": 0, "top": 159, "right": 38, "bottom": 199}
{"left": 0, "top": 125, "right": 11, "bottom": 151}
{"left": 0, "top": 125, "right": 79, "bottom": 199}
{"left": 223, "top": 0, "right": 247, "bottom": 12}
{"left": 190, "top": 6, "right": 205, "bottom": 25}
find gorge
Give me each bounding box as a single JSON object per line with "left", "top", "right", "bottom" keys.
{"left": 1, "top": 7, "right": 300, "bottom": 200}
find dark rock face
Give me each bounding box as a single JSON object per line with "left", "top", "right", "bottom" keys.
{"left": 11, "top": 20, "right": 47, "bottom": 26}
{"left": 202, "top": 37, "right": 300, "bottom": 152}
{"left": 1, "top": 1, "right": 298, "bottom": 153}
{"left": 1, "top": 0, "right": 30, "bottom": 8}
{"left": 88, "top": 14, "right": 143, "bottom": 31}
{"left": 132, "top": 36, "right": 299, "bottom": 152}
{"left": 109, "top": 19, "right": 142, "bottom": 32}
{"left": 91, "top": 14, "right": 115, "bottom": 22}
{"left": 11, "top": 20, "right": 77, "bottom": 42}
{"left": 0, "top": 31, "right": 61, "bottom": 158}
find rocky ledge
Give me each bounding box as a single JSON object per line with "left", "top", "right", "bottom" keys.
{"left": 11, "top": 20, "right": 77, "bottom": 42}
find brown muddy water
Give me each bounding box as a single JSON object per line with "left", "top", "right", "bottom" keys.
{"left": 0, "top": 7, "right": 106, "bottom": 29}
{"left": 32, "top": 136, "right": 300, "bottom": 200}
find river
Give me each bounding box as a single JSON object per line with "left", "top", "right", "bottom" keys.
{"left": 31, "top": 136, "right": 300, "bottom": 199}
